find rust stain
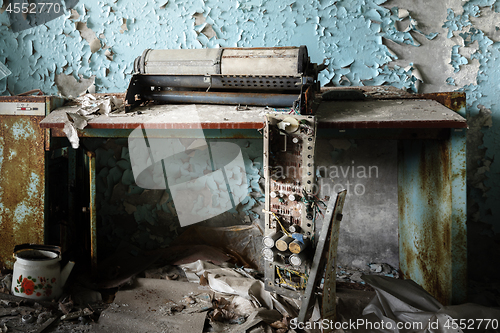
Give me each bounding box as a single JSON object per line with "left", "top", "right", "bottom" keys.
{"left": 416, "top": 141, "right": 452, "bottom": 305}
{"left": 422, "top": 92, "right": 467, "bottom": 113}
{"left": 399, "top": 140, "right": 455, "bottom": 305}
{"left": 452, "top": 209, "right": 468, "bottom": 302}
{"left": 0, "top": 116, "right": 45, "bottom": 269}
{"left": 410, "top": 92, "right": 466, "bottom": 113}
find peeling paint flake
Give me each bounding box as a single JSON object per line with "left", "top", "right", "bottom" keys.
{"left": 371, "top": 63, "right": 421, "bottom": 93}
{"left": 69, "top": 9, "right": 80, "bottom": 21}
{"left": 105, "top": 49, "right": 114, "bottom": 61}
{"left": 119, "top": 18, "right": 128, "bottom": 34}
{"left": 446, "top": 77, "right": 456, "bottom": 86}
{"left": 443, "top": 8, "right": 472, "bottom": 38}
{"left": 55, "top": 73, "right": 95, "bottom": 97}
{"left": 450, "top": 45, "right": 468, "bottom": 72}
{"left": 380, "top": 6, "right": 438, "bottom": 46}
{"left": 75, "top": 21, "right": 101, "bottom": 53}
{"left": 193, "top": 12, "right": 217, "bottom": 41}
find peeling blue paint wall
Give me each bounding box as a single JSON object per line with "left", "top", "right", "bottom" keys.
{"left": 1, "top": 0, "right": 500, "bottom": 277}
{"left": 444, "top": 1, "right": 500, "bottom": 234}
{"left": 0, "top": 0, "right": 432, "bottom": 94}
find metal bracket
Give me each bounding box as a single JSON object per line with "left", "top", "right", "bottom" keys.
{"left": 297, "top": 189, "right": 347, "bottom": 323}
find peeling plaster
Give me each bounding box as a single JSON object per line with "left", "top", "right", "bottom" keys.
{"left": 75, "top": 21, "right": 101, "bottom": 53}
{"left": 55, "top": 73, "right": 95, "bottom": 97}
{"left": 451, "top": 45, "right": 468, "bottom": 71}
{"left": 0, "top": 0, "right": 439, "bottom": 95}
{"left": 442, "top": 0, "right": 500, "bottom": 234}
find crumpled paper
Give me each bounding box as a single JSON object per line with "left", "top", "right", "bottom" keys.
{"left": 63, "top": 94, "right": 124, "bottom": 149}
{"left": 181, "top": 260, "right": 274, "bottom": 310}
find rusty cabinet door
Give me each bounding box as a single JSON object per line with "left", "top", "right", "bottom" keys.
{"left": 0, "top": 115, "right": 46, "bottom": 268}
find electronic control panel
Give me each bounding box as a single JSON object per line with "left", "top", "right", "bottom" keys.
{"left": 263, "top": 114, "right": 325, "bottom": 298}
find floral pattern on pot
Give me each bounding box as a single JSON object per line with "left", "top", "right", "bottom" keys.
{"left": 14, "top": 275, "right": 54, "bottom": 297}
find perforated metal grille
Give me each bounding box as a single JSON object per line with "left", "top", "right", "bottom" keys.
{"left": 219, "top": 76, "right": 301, "bottom": 89}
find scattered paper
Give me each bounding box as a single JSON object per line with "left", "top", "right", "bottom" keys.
{"left": 63, "top": 119, "right": 80, "bottom": 149}
{"left": 181, "top": 260, "right": 273, "bottom": 310}
{"left": 63, "top": 94, "right": 125, "bottom": 149}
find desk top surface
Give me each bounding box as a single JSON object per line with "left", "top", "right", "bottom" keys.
{"left": 40, "top": 97, "right": 467, "bottom": 130}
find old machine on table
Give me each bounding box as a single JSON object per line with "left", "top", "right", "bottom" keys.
{"left": 124, "top": 46, "right": 346, "bottom": 322}
{"left": 125, "top": 46, "right": 321, "bottom": 112}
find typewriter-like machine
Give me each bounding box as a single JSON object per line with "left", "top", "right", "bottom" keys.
{"left": 125, "top": 46, "right": 347, "bottom": 321}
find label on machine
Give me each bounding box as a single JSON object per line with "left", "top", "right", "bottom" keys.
{"left": 0, "top": 102, "right": 45, "bottom": 116}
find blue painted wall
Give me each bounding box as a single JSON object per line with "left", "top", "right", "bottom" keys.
{"left": 1, "top": 0, "right": 499, "bottom": 275}
{"left": 0, "top": 0, "right": 429, "bottom": 94}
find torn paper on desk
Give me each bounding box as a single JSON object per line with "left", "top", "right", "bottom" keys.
{"left": 74, "top": 93, "right": 124, "bottom": 116}
{"left": 181, "top": 260, "right": 273, "bottom": 310}
{"left": 63, "top": 94, "right": 125, "bottom": 149}
{"left": 360, "top": 275, "right": 500, "bottom": 333}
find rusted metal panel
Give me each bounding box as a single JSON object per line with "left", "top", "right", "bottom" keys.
{"left": 450, "top": 129, "right": 467, "bottom": 304}
{"left": 0, "top": 96, "right": 48, "bottom": 103}
{"left": 416, "top": 92, "right": 467, "bottom": 116}
{"left": 0, "top": 96, "right": 65, "bottom": 269}
{"left": 0, "top": 116, "right": 46, "bottom": 269}
{"left": 398, "top": 138, "right": 454, "bottom": 305}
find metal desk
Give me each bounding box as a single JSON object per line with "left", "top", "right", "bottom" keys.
{"left": 39, "top": 88, "right": 467, "bottom": 305}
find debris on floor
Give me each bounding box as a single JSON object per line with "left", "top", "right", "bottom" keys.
{"left": 151, "top": 244, "right": 233, "bottom": 268}
{"left": 0, "top": 288, "right": 105, "bottom": 333}
{"left": 143, "top": 265, "right": 182, "bottom": 281}
{"left": 335, "top": 262, "right": 399, "bottom": 284}
{"left": 3, "top": 241, "right": 498, "bottom": 333}
{"left": 180, "top": 260, "right": 273, "bottom": 310}
{"left": 94, "top": 278, "right": 209, "bottom": 333}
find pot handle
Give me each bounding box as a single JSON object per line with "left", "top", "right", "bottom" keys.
{"left": 13, "top": 244, "right": 61, "bottom": 257}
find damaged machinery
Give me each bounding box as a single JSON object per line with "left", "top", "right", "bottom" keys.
{"left": 263, "top": 111, "right": 347, "bottom": 325}
{"left": 263, "top": 114, "right": 319, "bottom": 298}
{"left": 125, "top": 46, "right": 321, "bottom": 113}
{"left": 263, "top": 112, "right": 347, "bottom": 321}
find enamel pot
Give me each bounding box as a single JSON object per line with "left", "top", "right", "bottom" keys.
{"left": 11, "top": 244, "right": 74, "bottom": 301}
